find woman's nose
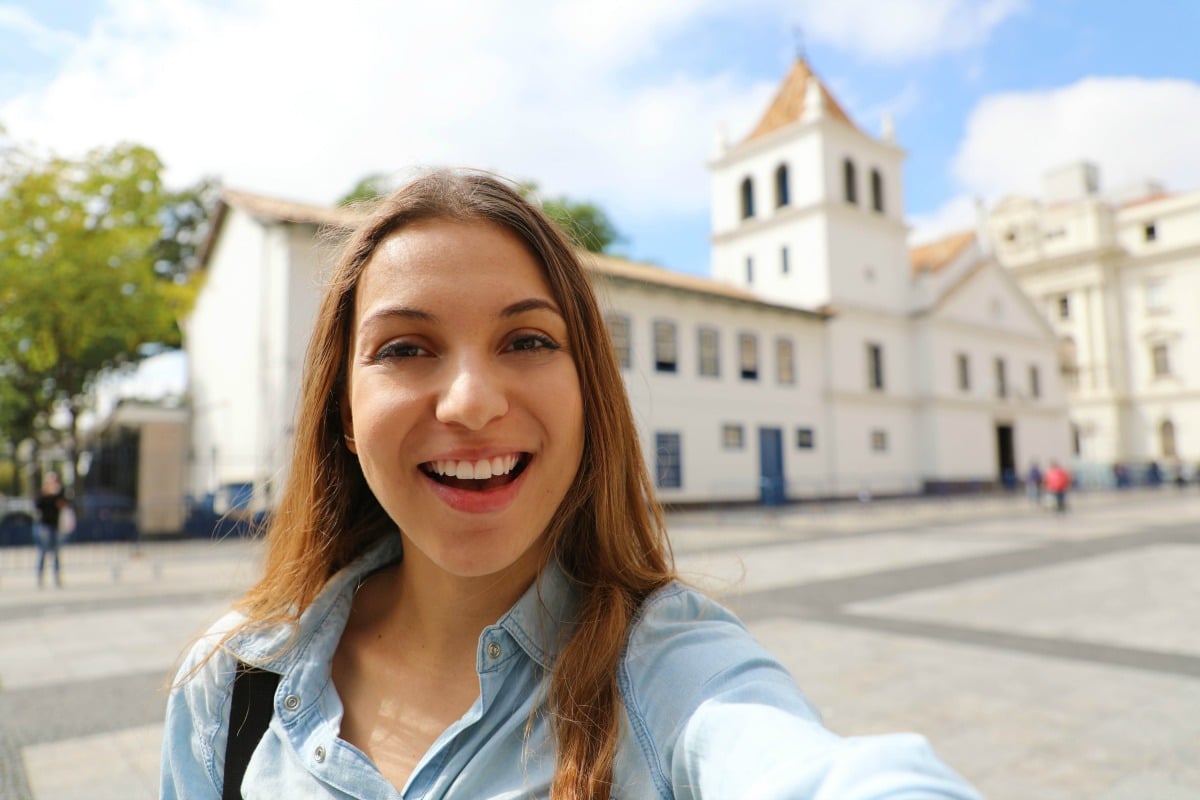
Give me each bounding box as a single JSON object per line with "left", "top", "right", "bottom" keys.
{"left": 435, "top": 357, "right": 509, "bottom": 430}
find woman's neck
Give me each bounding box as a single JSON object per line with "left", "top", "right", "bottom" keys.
{"left": 358, "top": 540, "right": 541, "bottom": 665}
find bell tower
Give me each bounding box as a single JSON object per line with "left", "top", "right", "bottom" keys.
{"left": 709, "top": 59, "right": 910, "bottom": 314}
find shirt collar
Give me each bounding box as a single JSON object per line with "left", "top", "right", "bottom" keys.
{"left": 496, "top": 558, "right": 578, "bottom": 671}
{"left": 228, "top": 536, "right": 578, "bottom": 673}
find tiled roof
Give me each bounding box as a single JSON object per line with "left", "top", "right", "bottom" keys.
{"left": 209, "top": 189, "right": 824, "bottom": 318}
{"left": 743, "top": 58, "right": 858, "bottom": 143}
{"left": 910, "top": 230, "right": 977, "bottom": 276}
{"left": 221, "top": 188, "right": 364, "bottom": 229}
{"left": 587, "top": 253, "right": 824, "bottom": 317}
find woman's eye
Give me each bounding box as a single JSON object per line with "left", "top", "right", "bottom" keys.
{"left": 509, "top": 333, "right": 560, "bottom": 353}
{"left": 373, "top": 341, "right": 425, "bottom": 361}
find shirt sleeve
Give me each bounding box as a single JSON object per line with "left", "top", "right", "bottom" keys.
{"left": 160, "top": 633, "right": 235, "bottom": 800}
{"left": 669, "top": 683, "right": 983, "bottom": 799}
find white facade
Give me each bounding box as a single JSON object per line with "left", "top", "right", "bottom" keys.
{"left": 183, "top": 60, "right": 1071, "bottom": 507}
{"left": 986, "top": 162, "right": 1200, "bottom": 479}
{"left": 185, "top": 193, "right": 357, "bottom": 509}
{"left": 707, "top": 60, "right": 1070, "bottom": 496}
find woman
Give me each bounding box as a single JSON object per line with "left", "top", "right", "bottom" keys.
{"left": 162, "top": 171, "right": 979, "bottom": 799}
{"left": 34, "top": 471, "right": 66, "bottom": 588}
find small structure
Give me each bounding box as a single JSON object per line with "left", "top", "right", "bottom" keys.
{"left": 86, "top": 400, "right": 188, "bottom": 537}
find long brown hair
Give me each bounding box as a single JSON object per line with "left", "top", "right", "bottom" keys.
{"left": 234, "top": 169, "right": 674, "bottom": 797}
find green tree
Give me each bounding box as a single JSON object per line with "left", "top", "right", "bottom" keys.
{"left": 518, "top": 181, "right": 624, "bottom": 254}
{"left": 337, "top": 172, "right": 391, "bottom": 206}
{"left": 0, "top": 141, "right": 200, "bottom": 477}
{"left": 335, "top": 172, "right": 625, "bottom": 254}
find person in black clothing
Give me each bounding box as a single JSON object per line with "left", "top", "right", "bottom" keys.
{"left": 34, "top": 471, "right": 65, "bottom": 588}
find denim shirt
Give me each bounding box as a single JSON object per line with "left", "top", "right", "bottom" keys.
{"left": 161, "top": 536, "right": 981, "bottom": 799}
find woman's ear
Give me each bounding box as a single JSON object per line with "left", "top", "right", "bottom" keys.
{"left": 339, "top": 394, "right": 357, "bottom": 454}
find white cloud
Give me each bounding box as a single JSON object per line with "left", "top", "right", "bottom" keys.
{"left": 952, "top": 77, "right": 1200, "bottom": 199}
{"left": 0, "top": 0, "right": 774, "bottom": 224}
{"left": 793, "top": 0, "right": 1025, "bottom": 63}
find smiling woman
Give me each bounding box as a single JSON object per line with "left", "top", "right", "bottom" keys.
{"left": 160, "top": 170, "right": 981, "bottom": 800}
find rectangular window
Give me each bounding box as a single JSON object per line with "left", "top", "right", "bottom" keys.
{"left": 1029, "top": 364, "right": 1041, "bottom": 399}
{"left": 870, "top": 429, "right": 888, "bottom": 452}
{"left": 1057, "top": 294, "right": 1070, "bottom": 320}
{"left": 697, "top": 327, "right": 720, "bottom": 377}
{"left": 721, "top": 424, "right": 744, "bottom": 450}
{"left": 867, "top": 342, "right": 884, "bottom": 390}
{"left": 655, "top": 432, "right": 682, "bottom": 489}
{"left": 781, "top": 245, "right": 789, "bottom": 275}
{"left": 653, "top": 320, "right": 677, "bottom": 373}
{"left": 1144, "top": 221, "right": 1157, "bottom": 242}
{"left": 796, "top": 427, "right": 815, "bottom": 450}
{"left": 776, "top": 338, "right": 795, "bottom": 385}
{"left": 957, "top": 353, "right": 970, "bottom": 392}
{"left": 995, "top": 357, "right": 1007, "bottom": 398}
{"left": 1152, "top": 343, "right": 1170, "bottom": 377}
{"left": 1145, "top": 280, "right": 1168, "bottom": 314}
{"left": 739, "top": 333, "right": 759, "bottom": 380}
{"left": 606, "top": 314, "right": 631, "bottom": 369}
{"left": 745, "top": 256, "right": 754, "bottom": 284}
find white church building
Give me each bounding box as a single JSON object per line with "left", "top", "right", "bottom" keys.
{"left": 981, "top": 161, "right": 1200, "bottom": 482}
{"left": 184, "top": 59, "right": 1071, "bottom": 510}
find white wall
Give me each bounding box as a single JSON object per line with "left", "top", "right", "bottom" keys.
{"left": 185, "top": 208, "right": 266, "bottom": 499}
{"left": 596, "top": 278, "right": 827, "bottom": 503}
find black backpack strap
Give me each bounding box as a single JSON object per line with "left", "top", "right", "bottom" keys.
{"left": 223, "top": 661, "right": 281, "bottom": 800}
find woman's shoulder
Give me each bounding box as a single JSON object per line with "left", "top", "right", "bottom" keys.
{"left": 620, "top": 581, "right": 819, "bottom": 722}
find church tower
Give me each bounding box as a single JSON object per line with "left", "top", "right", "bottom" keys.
{"left": 709, "top": 59, "right": 910, "bottom": 314}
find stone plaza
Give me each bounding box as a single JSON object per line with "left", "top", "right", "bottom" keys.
{"left": 1, "top": 487, "right": 1197, "bottom": 798}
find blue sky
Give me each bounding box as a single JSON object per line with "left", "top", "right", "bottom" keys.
{"left": 3, "top": 0, "right": 1199, "bottom": 278}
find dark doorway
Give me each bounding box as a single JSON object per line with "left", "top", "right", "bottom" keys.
{"left": 995, "top": 424, "right": 1016, "bottom": 489}
{"left": 759, "top": 427, "right": 786, "bottom": 506}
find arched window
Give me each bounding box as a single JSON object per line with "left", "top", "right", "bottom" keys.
{"left": 871, "top": 168, "right": 884, "bottom": 213}
{"left": 774, "top": 164, "right": 789, "bottom": 207}
{"left": 740, "top": 176, "right": 755, "bottom": 219}
{"left": 843, "top": 158, "right": 857, "bottom": 205}
{"left": 1160, "top": 419, "right": 1177, "bottom": 459}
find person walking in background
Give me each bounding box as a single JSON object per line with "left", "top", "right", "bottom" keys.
{"left": 1026, "top": 461, "right": 1043, "bottom": 505}
{"left": 1044, "top": 461, "right": 1071, "bottom": 514}
{"left": 34, "top": 471, "right": 66, "bottom": 588}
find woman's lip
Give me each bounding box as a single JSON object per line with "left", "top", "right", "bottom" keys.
{"left": 423, "top": 460, "right": 528, "bottom": 514}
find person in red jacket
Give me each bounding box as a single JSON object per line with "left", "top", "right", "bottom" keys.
{"left": 1044, "top": 461, "right": 1072, "bottom": 513}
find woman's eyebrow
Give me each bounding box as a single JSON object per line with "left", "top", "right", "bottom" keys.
{"left": 359, "top": 306, "right": 437, "bottom": 331}
{"left": 501, "top": 298, "right": 563, "bottom": 319}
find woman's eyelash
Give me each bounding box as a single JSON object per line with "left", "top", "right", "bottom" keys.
{"left": 511, "top": 333, "right": 560, "bottom": 352}
{"left": 372, "top": 341, "right": 423, "bottom": 361}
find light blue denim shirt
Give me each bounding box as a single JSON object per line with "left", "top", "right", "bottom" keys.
{"left": 161, "top": 536, "right": 981, "bottom": 799}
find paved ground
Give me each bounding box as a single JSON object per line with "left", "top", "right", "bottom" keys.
{"left": 0, "top": 487, "right": 1196, "bottom": 798}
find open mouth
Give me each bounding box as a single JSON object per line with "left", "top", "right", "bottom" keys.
{"left": 419, "top": 453, "right": 531, "bottom": 492}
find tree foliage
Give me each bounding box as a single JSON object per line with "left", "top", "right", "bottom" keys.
{"left": 335, "top": 172, "right": 624, "bottom": 253}
{"left": 0, "top": 140, "right": 208, "bottom": 472}
{"left": 337, "top": 172, "right": 391, "bottom": 207}
{"left": 517, "top": 181, "right": 624, "bottom": 254}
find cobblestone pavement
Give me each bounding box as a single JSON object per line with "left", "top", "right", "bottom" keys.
{"left": 0, "top": 488, "right": 1197, "bottom": 798}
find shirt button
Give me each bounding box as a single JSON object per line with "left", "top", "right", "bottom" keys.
{"left": 487, "top": 642, "right": 502, "bottom": 659}
{"left": 314, "top": 744, "right": 326, "bottom": 763}
{"left": 283, "top": 694, "right": 301, "bottom": 711}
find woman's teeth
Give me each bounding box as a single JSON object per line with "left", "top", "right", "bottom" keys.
{"left": 427, "top": 455, "right": 520, "bottom": 480}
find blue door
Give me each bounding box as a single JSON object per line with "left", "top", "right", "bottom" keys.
{"left": 759, "top": 427, "right": 786, "bottom": 506}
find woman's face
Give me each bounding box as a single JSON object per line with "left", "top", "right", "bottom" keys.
{"left": 342, "top": 219, "right": 584, "bottom": 583}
